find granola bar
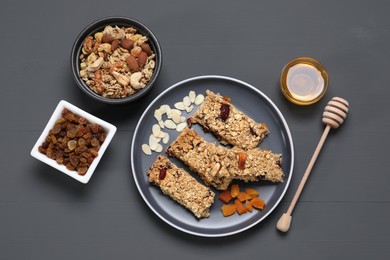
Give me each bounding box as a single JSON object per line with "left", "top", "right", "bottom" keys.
{"left": 147, "top": 155, "right": 215, "bottom": 218}
{"left": 166, "top": 128, "right": 283, "bottom": 190}
{"left": 166, "top": 128, "right": 234, "bottom": 190}
{"left": 191, "top": 90, "right": 269, "bottom": 150}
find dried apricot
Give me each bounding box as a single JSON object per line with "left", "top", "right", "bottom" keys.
{"left": 237, "top": 153, "right": 247, "bottom": 170}
{"left": 221, "top": 204, "right": 236, "bottom": 217}
{"left": 245, "top": 188, "right": 259, "bottom": 198}
{"left": 231, "top": 184, "right": 240, "bottom": 198}
{"left": 235, "top": 199, "right": 247, "bottom": 215}
{"left": 218, "top": 190, "right": 233, "bottom": 203}
{"left": 245, "top": 201, "right": 253, "bottom": 212}
{"left": 237, "top": 192, "right": 251, "bottom": 202}
{"left": 251, "top": 197, "right": 265, "bottom": 210}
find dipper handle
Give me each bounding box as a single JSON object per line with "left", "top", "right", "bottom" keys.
{"left": 277, "top": 97, "right": 349, "bottom": 232}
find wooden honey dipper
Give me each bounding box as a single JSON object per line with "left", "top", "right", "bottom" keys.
{"left": 276, "top": 97, "right": 349, "bottom": 232}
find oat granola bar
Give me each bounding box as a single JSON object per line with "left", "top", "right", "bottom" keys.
{"left": 166, "top": 128, "right": 234, "bottom": 190}
{"left": 166, "top": 128, "right": 283, "bottom": 190}
{"left": 147, "top": 155, "right": 215, "bottom": 218}
{"left": 191, "top": 90, "right": 269, "bottom": 150}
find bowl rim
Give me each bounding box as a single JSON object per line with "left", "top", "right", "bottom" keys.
{"left": 30, "top": 100, "right": 117, "bottom": 183}
{"left": 71, "top": 16, "right": 162, "bottom": 104}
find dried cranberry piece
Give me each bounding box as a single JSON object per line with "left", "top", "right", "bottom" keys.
{"left": 159, "top": 168, "right": 167, "bottom": 180}
{"left": 187, "top": 118, "right": 193, "bottom": 128}
{"left": 219, "top": 104, "right": 230, "bottom": 121}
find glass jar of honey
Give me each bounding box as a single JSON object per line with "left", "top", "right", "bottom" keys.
{"left": 280, "top": 57, "right": 328, "bottom": 105}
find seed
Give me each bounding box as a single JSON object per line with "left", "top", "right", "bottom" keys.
{"left": 154, "top": 144, "right": 163, "bottom": 153}
{"left": 172, "top": 112, "right": 182, "bottom": 124}
{"left": 162, "top": 133, "right": 169, "bottom": 144}
{"left": 176, "top": 122, "right": 187, "bottom": 132}
{"left": 189, "top": 91, "right": 196, "bottom": 103}
{"left": 183, "top": 96, "right": 191, "bottom": 107}
{"left": 149, "top": 135, "right": 158, "bottom": 150}
{"left": 195, "top": 94, "right": 204, "bottom": 105}
{"left": 158, "top": 120, "right": 165, "bottom": 128}
{"left": 157, "top": 131, "right": 166, "bottom": 139}
{"left": 185, "top": 105, "right": 193, "bottom": 113}
{"left": 154, "top": 109, "right": 162, "bottom": 121}
{"left": 142, "top": 144, "right": 152, "bottom": 155}
{"left": 152, "top": 124, "right": 161, "bottom": 137}
{"left": 174, "top": 102, "right": 185, "bottom": 110}
{"left": 164, "top": 120, "right": 176, "bottom": 129}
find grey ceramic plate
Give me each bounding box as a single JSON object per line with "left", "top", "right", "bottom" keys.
{"left": 131, "top": 75, "right": 294, "bottom": 237}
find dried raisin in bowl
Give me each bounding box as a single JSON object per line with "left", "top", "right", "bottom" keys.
{"left": 30, "top": 100, "right": 117, "bottom": 183}
{"left": 71, "top": 16, "right": 162, "bottom": 104}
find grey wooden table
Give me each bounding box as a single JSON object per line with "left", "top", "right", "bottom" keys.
{"left": 1, "top": 0, "right": 389, "bottom": 259}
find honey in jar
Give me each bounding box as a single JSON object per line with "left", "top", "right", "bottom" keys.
{"left": 280, "top": 57, "right": 328, "bottom": 105}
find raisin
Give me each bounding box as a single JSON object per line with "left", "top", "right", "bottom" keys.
{"left": 52, "top": 124, "right": 62, "bottom": 134}
{"left": 77, "top": 167, "right": 88, "bottom": 175}
{"left": 58, "top": 130, "right": 66, "bottom": 137}
{"left": 42, "top": 141, "right": 49, "bottom": 148}
{"left": 67, "top": 127, "right": 77, "bottom": 139}
{"left": 78, "top": 138, "right": 86, "bottom": 147}
{"left": 67, "top": 140, "right": 77, "bottom": 151}
{"left": 219, "top": 104, "right": 230, "bottom": 121}
{"left": 89, "top": 124, "right": 99, "bottom": 134}
{"left": 78, "top": 117, "right": 88, "bottom": 125}
{"left": 75, "top": 146, "right": 87, "bottom": 155}
{"left": 69, "top": 154, "right": 79, "bottom": 167}
{"left": 91, "top": 138, "right": 100, "bottom": 147}
{"left": 159, "top": 168, "right": 167, "bottom": 180}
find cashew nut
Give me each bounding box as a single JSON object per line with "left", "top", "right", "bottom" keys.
{"left": 130, "top": 72, "right": 145, "bottom": 89}
{"left": 87, "top": 57, "right": 104, "bottom": 72}
{"left": 98, "top": 43, "right": 112, "bottom": 53}
{"left": 112, "top": 71, "right": 130, "bottom": 87}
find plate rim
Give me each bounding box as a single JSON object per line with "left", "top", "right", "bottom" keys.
{"left": 131, "top": 75, "right": 294, "bottom": 237}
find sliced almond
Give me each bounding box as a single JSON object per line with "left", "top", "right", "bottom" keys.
{"left": 154, "top": 109, "right": 162, "bottom": 121}
{"left": 195, "top": 94, "right": 204, "bottom": 105}
{"left": 149, "top": 135, "right": 159, "bottom": 150}
{"left": 174, "top": 102, "right": 186, "bottom": 110}
{"left": 154, "top": 143, "right": 163, "bottom": 153}
{"left": 142, "top": 144, "right": 152, "bottom": 155}
{"left": 157, "top": 130, "right": 166, "bottom": 139}
{"left": 180, "top": 116, "right": 186, "bottom": 123}
{"left": 183, "top": 96, "right": 191, "bottom": 107}
{"left": 164, "top": 120, "right": 177, "bottom": 129}
{"left": 176, "top": 122, "right": 187, "bottom": 132}
{"left": 189, "top": 91, "right": 196, "bottom": 103}
{"left": 172, "top": 114, "right": 181, "bottom": 124}
{"left": 158, "top": 120, "right": 165, "bottom": 128}
{"left": 160, "top": 104, "right": 170, "bottom": 114}
{"left": 152, "top": 124, "right": 161, "bottom": 137}
{"left": 162, "top": 133, "right": 169, "bottom": 144}
{"left": 185, "top": 105, "right": 194, "bottom": 113}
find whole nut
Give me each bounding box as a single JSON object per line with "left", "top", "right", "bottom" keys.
{"left": 111, "top": 40, "right": 119, "bottom": 51}
{"left": 121, "top": 38, "right": 134, "bottom": 50}
{"left": 125, "top": 55, "right": 139, "bottom": 72}
{"left": 101, "top": 35, "right": 114, "bottom": 43}
{"left": 141, "top": 43, "right": 153, "bottom": 55}
{"left": 137, "top": 52, "right": 147, "bottom": 67}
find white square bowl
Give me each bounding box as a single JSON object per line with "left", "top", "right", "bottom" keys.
{"left": 31, "top": 100, "right": 117, "bottom": 184}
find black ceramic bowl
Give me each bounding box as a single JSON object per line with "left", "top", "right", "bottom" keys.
{"left": 71, "top": 17, "right": 162, "bottom": 104}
